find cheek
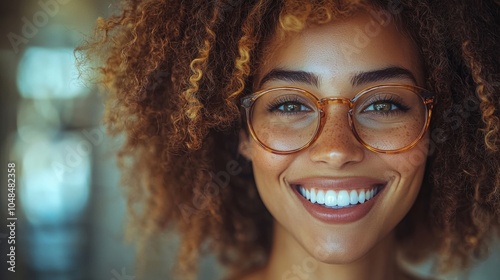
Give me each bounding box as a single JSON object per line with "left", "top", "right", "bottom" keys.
{"left": 375, "top": 135, "right": 430, "bottom": 226}
{"left": 249, "top": 141, "right": 290, "bottom": 187}
{"left": 248, "top": 141, "right": 297, "bottom": 212}
{"left": 378, "top": 132, "right": 430, "bottom": 182}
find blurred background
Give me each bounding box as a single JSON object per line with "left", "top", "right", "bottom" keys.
{"left": 0, "top": 1, "right": 498, "bottom": 280}
{"left": 0, "top": 0, "right": 221, "bottom": 279}
{"left": 0, "top": 1, "right": 139, "bottom": 279}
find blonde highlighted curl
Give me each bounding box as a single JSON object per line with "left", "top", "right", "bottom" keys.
{"left": 78, "top": 0, "right": 500, "bottom": 279}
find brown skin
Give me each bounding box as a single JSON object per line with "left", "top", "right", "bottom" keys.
{"left": 238, "top": 10, "right": 428, "bottom": 280}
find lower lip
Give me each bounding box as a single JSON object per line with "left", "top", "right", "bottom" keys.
{"left": 293, "top": 185, "right": 384, "bottom": 224}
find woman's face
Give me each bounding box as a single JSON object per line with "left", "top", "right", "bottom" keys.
{"left": 239, "top": 10, "right": 429, "bottom": 263}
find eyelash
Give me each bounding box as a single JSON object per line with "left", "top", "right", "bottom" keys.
{"left": 266, "top": 96, "right": 310, "bottom": 114}
{"left": 362, "top": 94, "right": 410, "bottom": 114}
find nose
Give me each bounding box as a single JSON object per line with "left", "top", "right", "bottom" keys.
{"left": 307, "top": 106, "right": 365, "bottom": 168}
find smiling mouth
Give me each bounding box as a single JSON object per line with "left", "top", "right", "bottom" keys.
{"left": 294, "top": 184, "right": 385, "bottom": 209}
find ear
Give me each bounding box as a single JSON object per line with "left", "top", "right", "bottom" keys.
{"left": 238, "top": 129, "right": 252, "bottom": 161}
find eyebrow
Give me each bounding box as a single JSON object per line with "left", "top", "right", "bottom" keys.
{"left": 351, "top": 66, "right": 417, "bottom": 86}
{"left": 258, "top": 69, "right": 320, "bottom": 88}
{"left": 258, "top": 66, "right": 417, "bottom": 89}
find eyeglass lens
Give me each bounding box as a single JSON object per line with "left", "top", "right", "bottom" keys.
{"left": 249, "top": 87, "right": 428, "bottom": 152}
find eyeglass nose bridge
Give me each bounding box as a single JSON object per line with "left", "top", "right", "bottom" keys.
{"left": 317, "top": 97, "right": 355, "bottom": 118}
{"left": 314, "top": 97, "right": 358, "bottom": 148}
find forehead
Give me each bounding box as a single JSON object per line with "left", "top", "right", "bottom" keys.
{"left": 256, "top": 9, "right": 423, "bottom": 88}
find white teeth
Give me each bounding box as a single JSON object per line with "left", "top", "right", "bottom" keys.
{"left": 298, "top": 186, "right": 380, "bottom": 207}
{"left": 325, "top": 190, "right": 337, "bottom": 207}
{"left": 337, "top": 190, "right": 350, "bottom": 207}
{"left": 310, "top": 188, "right": 317, "bottom": 203}
{"left": 316, "top": 190, "right": 325, "bottom": 204}
{"left": 366, "top": 189, "right": 372, "bottom": 200}
{"left": 358, "top": 190, "right": 366, "bottom": 203}
{"left": 300, "top": 187, "right": 306, "bottom": 197}
{"left": 349, "top": 190, "right": 358, "bottom": 205}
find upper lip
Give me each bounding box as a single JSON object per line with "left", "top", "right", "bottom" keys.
{"left": 286, "top": 176, "right": 387, "bottom": 191}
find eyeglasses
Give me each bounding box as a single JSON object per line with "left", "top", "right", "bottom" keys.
{"left": 241, "top": 84, "right": 435, "bottom": 154}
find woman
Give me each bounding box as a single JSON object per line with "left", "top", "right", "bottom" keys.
{"left": 80, "top": 0, "right": 500, "bottom": 279}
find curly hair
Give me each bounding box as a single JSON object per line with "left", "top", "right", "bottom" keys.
{"left": 78, "top": 0, "right": 500, "bottom": 278}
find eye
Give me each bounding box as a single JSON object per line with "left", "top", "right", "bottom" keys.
{"left": 360, "top": 94, "right": 410, "bottom": 115}
{"left": 364, "top": 101, "right": 399, "bottom": 112}
{"left": 266, "top": 95, "right": 314, "bottom": 115}
{"left": 276, "top": 102, "right": 311, "bottom": 113}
